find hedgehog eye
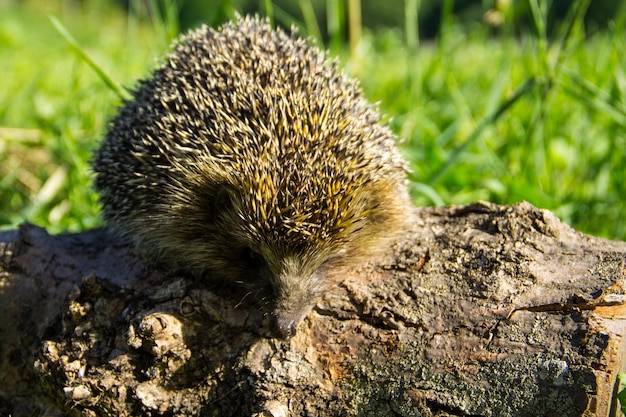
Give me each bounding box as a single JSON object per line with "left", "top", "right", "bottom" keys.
{"left": 243, "top": 248, "right": 264, "bottom": 266}
{"left": 214, "top": 186, "right": 234, "bottom": 210}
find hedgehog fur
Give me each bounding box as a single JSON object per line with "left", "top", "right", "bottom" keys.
{"left": 92, "top": 15, "right": 413, "bottom": 339}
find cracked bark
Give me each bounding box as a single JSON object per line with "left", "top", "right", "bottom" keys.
{"left": 1, "top": 201, "right": 626, "bottom": 416}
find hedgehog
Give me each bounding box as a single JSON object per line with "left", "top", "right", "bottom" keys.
{"left": 92, "top": 15, "right": 413, "bottom": 339}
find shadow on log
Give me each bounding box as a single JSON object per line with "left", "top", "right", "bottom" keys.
{"left": 1, "top": 201, "right": 625, "bottom": 416}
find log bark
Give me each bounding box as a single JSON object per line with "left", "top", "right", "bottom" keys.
{"left": 1, "top": 201, "right": 626, "bottom": 417}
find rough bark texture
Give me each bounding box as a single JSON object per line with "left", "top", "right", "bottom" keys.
{"left": 1, "top": 202, "right": 626, "bottom": 417}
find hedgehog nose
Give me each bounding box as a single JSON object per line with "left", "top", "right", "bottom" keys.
{"left": 272, "top": 315, "right": 297, "bottom": 340}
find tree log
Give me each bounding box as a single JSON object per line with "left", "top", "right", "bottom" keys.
{"left": 1, "top": 201, "right": 626, "bottom": 416}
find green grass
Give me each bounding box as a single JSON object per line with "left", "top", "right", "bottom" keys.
{"left": 0, "top": 1, "right": 162, "bottom": 232}
{"left": 1, "top": 0, "right": 625, "bottom": 241}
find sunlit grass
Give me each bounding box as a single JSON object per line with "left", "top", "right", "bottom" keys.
{"left": 1, "top": 0, "right": 625, "bottom": 240}
{"left": 1, "top": 1, "right": 161, "bottom": 232}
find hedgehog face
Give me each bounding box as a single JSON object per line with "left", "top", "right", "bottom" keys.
{"left": 210, "top": 184, "right": 350, "bottom": 338}
{"left": 219, "top": 178, "right": 403, "bottom": 339}
{"left": 267, "top": 254, "right": 330, "bottom": 339}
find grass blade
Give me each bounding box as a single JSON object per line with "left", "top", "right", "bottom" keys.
{"left": 327, "top": 0, "right": 345, "bottom": 54}
{"left": 347, "top": 0, "right": 361, "bottom": 58}
{"left": 299, "top": 0, "right": 323, "bottom": 44}
{"left": 528, "top": 0, "right": 550, "bottom": 79}
{"left": 162, "top": 0, "right": 180, "bottom": 40}
{"left": 429, "top": 77, "right": 539, "bottom": 185}
{"left": 553, "top": 0, "right": 591, "bottom": 78}
{"left": 561, "top": 69, "right": 626, "bottom": 127}
{"left": 263, "top": 0, "right": 275, "bottom": 26}
{"left": 404, "top": 0, "right": 420, "bottom": 51}
{"left": 48, "top": 13, "right": 130, "bottom": 101}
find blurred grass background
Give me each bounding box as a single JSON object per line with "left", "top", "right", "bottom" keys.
{"left": 1, "top": 0, "right": 625, "bottom": 241}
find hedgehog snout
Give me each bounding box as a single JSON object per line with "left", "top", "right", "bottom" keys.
{"left": 267, "top": 255, "right": 324, "bottom": 339}
{"left": 271, "top": 301, "right": 315, "bottom": 340}
{"left": 272, "top": 314, "right": 298, "bottom": 340}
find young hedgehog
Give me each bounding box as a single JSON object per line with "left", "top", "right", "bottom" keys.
{"left": 93, "top": 16, "right": 412, "bottom": 339}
